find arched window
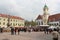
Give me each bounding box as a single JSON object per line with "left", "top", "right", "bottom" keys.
{"left": 38, "top": 22, "right": 40, "bottom": 25}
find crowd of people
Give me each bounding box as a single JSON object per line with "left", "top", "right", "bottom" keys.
{"left": 44, "top": 27, "right": 60, "bottom": 34}
{"left": 0, "top": 26, "right": 60, "bottom": 40}
{"left": 44, "top": 28, "right": 60, "bottom": 40}
{"left": 10, "top": 27, "right": 24, "bottom": 35}
{"left": 0, "top": 27, "right": 3, "bottom": 33}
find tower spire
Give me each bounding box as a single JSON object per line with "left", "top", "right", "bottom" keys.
{"left": 43, "top": 0, "right": 48, "bottom": 11}
{"left": 43, "top": 4, "right": 48, "bottom": 11}
{"left": 42, "top": 0, "right": 49, "bottom": 25}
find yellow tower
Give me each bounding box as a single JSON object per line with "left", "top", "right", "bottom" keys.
{"left": 43, "top": 4, "right": 49, "bottom": 25}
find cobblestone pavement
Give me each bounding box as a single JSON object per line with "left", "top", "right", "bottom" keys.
{"left": 0, "top": 32, "right": 60, "bottom": 40}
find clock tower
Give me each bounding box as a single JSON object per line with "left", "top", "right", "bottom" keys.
{"left": 43, "top": 4, "right": 49, "bottom": 25}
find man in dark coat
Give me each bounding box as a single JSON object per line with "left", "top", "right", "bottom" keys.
{"left": 1, "top": 28, "right": 3, "bottom": 33}
{"left": 0, "top": 26, "right": 1, "bottom": 33}
{"left": 11, "top": 27, "right": 14, "bottom": 35}
{"left": 14, "top": 28, "right": 17, "bottom": 35}
{"left": 18, "top": 28, "right": 20, "bottom": 35}
{"left": 52, "top": 31, "right": 59, "bottom": 40}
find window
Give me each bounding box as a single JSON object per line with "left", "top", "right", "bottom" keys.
{"left": 11, "top": 19, "right": 12, "bottom": 21}
{"left": 38, "top": 22, "right": 39, "bottom": 25}
{"left": 11, "top": 23, "right": 12, "bottom": 25}
{"left": 39, "top": 22, "right": 40, "bottom": 25}
{"left": 0, "top": 18, "right": 1, "bottom": 20}
{"left": 19, "top": 24, "right": 23, "bottom": 26}
{"left": 16, "top": 20, "right": 17, "bottom": 22}
{"left": 16, "top": 23, "right": 17, "bottom": 25}
{"left": 3, "top": 19, "right": 5, "bottom": 21}
{"left": 0, "top": 22, "right": 1, "bottom": 25}
{"left": 41, "top": 21, "right": 43, "bottom": 25}
{"left": 57, "top": 23, "right": 58, "bottom": 25}
{"left": 13, "top": 23, "right": 15, "bottom": 26}
{"left": 18, "top": 24, "right": 19, "bottom": 26}
{"left": 19, "top": 24, "right": 21, "bottom": 26}
{"left": 3, "top": 22, "right": 5, "bottom": 25}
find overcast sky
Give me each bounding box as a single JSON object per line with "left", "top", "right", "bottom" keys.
{"left": 0, "top": 0, "right": 60, "bottom": 21}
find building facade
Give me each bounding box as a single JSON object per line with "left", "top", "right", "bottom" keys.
{"left": 48, "top": 14, "right": 60, "bottom": 26}
{"left": 36, "top": 5, "right": 60, "bottom": 27}
{"left": 35, "top": 15, "right": 43, "bottom": 26}
{"left": 36, "top": 4, "right": 49, "bottom": 26}
{"left": 43, "top": 5, "right": 49, "bottom": 25}
{"left": 0, "top": 14, "right": 24, "bottom": 28}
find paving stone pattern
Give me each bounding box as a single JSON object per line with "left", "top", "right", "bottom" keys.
{"left": 0, "top": 32, "right": 60, "bottom": 40}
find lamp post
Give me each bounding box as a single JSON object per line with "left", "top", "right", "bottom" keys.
{"left": 7, "top": 15, "right": 10, "bottom": 27}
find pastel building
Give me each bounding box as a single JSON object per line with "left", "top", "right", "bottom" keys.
{"left": 36, "top": 4, "right": 60, "bottom": 27}
{"left": 48, "top": 14, "right": 60, "bottom": 26}
{"left": 36, "top": 4, "right": 49, "bottom": 26}
{"left": 0, "top": 14, "right": 24, "bottom": 28}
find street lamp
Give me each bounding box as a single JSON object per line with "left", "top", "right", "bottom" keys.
{"left": 7, "top": 15, "right": 10, "bottom": 27}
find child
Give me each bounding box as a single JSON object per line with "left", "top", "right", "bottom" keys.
{"left": 52, "top": 31, "right": 59, "bottom": 40}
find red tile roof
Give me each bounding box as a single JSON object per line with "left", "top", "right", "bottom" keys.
{"left": 0, "top": 14, "right": 24, "bottom": 20}
{"left": 48, "top": 13, "right": 60, "bottom": 22}
{"left": 36, "top": 15, "right": 42, "bottom": 20}
{"left": 36, "top": 13, "right": 60, "bottom": 22}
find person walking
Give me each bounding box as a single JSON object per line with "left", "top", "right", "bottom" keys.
{"left": 0, "top": 26, "right": 1, "bottom": 33}
{"left": 18, "top": 28, "right": 20, "bottom": 35}
{"left": 46, "top": 28, "right": 49, "bottom": 34}
{"left": 14, "top": 28, "right": 17, "bottom": 35}
{"left": 11, "top": 27, "right": 14, "bottom": 35}
{"left": 44, "top": 29, "right": 46, "bottom": 34}
{"left": 1, "top": 28, "right": 3, "bottom": 33}
{"left": 52, "top": 30, "right": 59, "bottom": 40}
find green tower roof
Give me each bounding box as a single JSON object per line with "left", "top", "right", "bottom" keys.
{"left": 43, "top": 4, "right": 48, "bottom": 10}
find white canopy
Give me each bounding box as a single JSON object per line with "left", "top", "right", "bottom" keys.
{"left": 48, "top": 26, "right": 57, "bottom": 29}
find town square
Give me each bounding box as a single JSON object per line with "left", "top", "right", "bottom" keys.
{"left": 0, "top": 32, "right": 60, "bottom": 40}
{"left": 0, "top": 0, "right": 60, "bottom": 40}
